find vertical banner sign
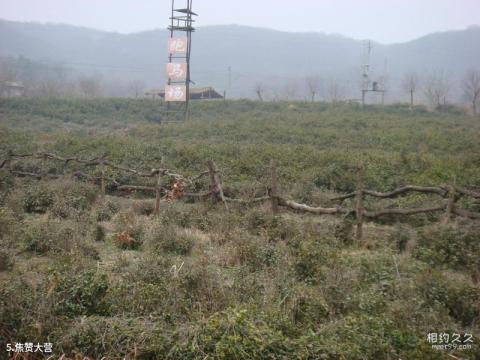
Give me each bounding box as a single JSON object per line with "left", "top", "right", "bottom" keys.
{"left": 166, "top": 63, "right": 187, "bottom": 81}
{"left": 165, "top": 85, "right": 187, "bottom": 102}
{"left": 168, "top": 37, "right": 188, "bottom": 54}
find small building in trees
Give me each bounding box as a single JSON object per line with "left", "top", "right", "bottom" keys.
{"left": 146, "top": 86, "right": 224, "bottom": 100}
{"left": 0, "top": 81, "right": 25, "bottom": 97}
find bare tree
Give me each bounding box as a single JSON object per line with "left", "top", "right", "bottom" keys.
{"left": 254, "top": 82, "right": 264, "bottom": 101}
{"left": 284, "top": 80, "right": 297, "bottom": 101}
{"left": 327, "top": 78, "right": 344, "bottom": 103}
{"left": 401, "top": 72, "right": 419, "bottom": 109}
{"left": 462, "top": 69, "right": 480, "bottom": 115}
{"left": 0, "top": 57, "right": 17, "bottom": 81}
{"left": 424, "top": 69, "right": 452, "bottom": 108}
{"left": 78, "top": 74, "right": 102, "bottom": 97}
{"left": 127, "top": 80, "right": 146, "bottom": 98}
{"left": 306, "top": 75, "right": 321, "bottom": 102}
{"left": 38, "top": 80, "right": 62, "bottom": 97}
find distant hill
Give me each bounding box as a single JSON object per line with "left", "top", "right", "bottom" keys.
{"left": 0, "top": 19, "right": 479, "bottom": 100}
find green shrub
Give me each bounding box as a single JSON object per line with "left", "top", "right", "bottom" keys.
{"left": 131, "top": 200, "right": 155, "bottom": 216}
{"left": 288, "top": 234, "right": 336, "bottom": 283}
{"left": 435, "top": 103, "right": 466, "bottom": 115}
{"left": 168, "top": 307, "right": 295, "bottom": 359}
{"left": 56, "top": 316, "right": 168, "bottom": 358}
{"left": 77, "top": 242, "right": 101, "bottom": 260}
{"left": 158, "top": 205, "right": 203, "bottom": 229}
{"left": 94, "top": 224, "right": 106, "bottom": 242}
{"left": 417, "top": 271, "right": 480, "bottom": 326}
{"left": 50, "top": 180, "right": 97, "bottom": 218}
{"left": 245, "top": 210, "right": 296, "bottom": 242}
{"left": 95, "top": 199, "right": 120, "bottom": 221}
{"left": 245, "top": 208, "right": 269, "bottom": 234}
{"left": 0, "top": 169, "right": 14, "bottom": 203}
{"left": 121, "top": 255, "right": 171, "bottom": 285}
{"left": 0, "top": 206, "right": 17, "bottom": 242}
{"left": 3, "top": 188, "right": 25, "bottom": 216}
{"left": 233, "top": 236, "right": 277, "bottom": 270}
{"left": 228, "top": 268, "right": 265, "bottom": 303}
{"left": 414, "top": 224, "right": 480, "bottom": 276}
{"left": 300, "top": 314, "right": 430, "bottom": 359}
{"left": 146, "top": 223, "right": 194, "bottom": 255}
{"left": 50, "top": 269, "right": 111, "bottom": 317}
{"left": 15, "top": 217, "right": 93, "bottom": 254}
{"left": 389, "top": 223, "right": 412, "bottom": 252}
{"left": 333, "top": 218, "right": 354, "bottom": 245}
{"left": 0, "top": 278, "right": 36, "bottom": 342}
{"left": 176, "top": 261, "right": 230, "bottom": 315}
{"left": 23, "top": 184, "right": 54, "bottom": 213}
{"left": 0, "top": 249, "right": 14, "bottom": 271}
{"left": 262, "top": 215, "right": 297, "bottom": 242}
{"left": 16, "top": 218, "right": 72, "bottom": 253}
{"left": 285, "top": 285, "right": 329, "bottom": 326}
{"left": 108, "top": 282, "right": 168, "bottom": 316}
{"left": 113, "top": 212, "right": 145, "bottom": 250}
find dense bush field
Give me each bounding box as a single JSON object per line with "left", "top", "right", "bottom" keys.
{"left": 0, "top": 98, "right": 479, "bottom": 359}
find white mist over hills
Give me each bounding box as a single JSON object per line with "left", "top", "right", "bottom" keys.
{"left": 0, "top": 19, "right": 479, "bottom": 101}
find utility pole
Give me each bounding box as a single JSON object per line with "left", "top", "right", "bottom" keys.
{"left": 228, "top": 66, "right": 232, "bottom": 97}
{"left": 224, "top": 66, "right": 232, "bottom": 99}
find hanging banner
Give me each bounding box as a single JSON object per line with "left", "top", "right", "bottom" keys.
{"left": 165, "top": 85, "right": 187, "bottom": 102}
{"left": 166, "top": 63, "right": 187, "bottom": 81}
{"left": 168, "top": 37, "right": 188, "bottom": 54}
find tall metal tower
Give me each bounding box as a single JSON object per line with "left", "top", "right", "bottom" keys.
{"left": 362, "top": 40, "right": 372, "bottom": 97}
{"left": 361, "top": 40, "right": 385, "bottom": 106}
{"left": 165, "top": 0, "right": 197, "bottom": 120}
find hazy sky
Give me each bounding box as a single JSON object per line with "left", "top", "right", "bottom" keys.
{"left": 1, "top": 0, "right": 478, "bottom": 43}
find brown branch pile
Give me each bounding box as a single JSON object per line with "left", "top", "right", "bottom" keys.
{"left": 2, "top": 151, "right": 479, "bottom": 222}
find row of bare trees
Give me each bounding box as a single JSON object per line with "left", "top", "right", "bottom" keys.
{"left": 0, "top": 56, "right": 147, "bottom": 98}
{"left": 402, "top": 69, "right": 480, "bottom": 114}
{"left": 255, "top": 69, "right": 480, "bottom": 114}
{"left": 462, "top": 70, "right": 480, "bottom": 115}
{"left": 255, "top": 77, "right": 347, "bottom": 103}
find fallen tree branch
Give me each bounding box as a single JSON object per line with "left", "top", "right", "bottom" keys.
{"left": 454, "top": 187, "right": 480, "bottom": 199}
{"left": 10, "top": 170, "right": 43, "bottom": 179}
{"left": 11, "top": 153, "right": 34, "bottom": 158}
{"left": 103, "top": 161, "right": 158, "bottom": 178}
{"left": 117, "top": 185, "right": 157, "bottom": 192}
{"left": 189, "top": 171, "right": 209, "bottom": 183}
{"left": 224, "top": 195, "right": 270, "bottom": 204}
{"left": 37, "top": 152, "right": 84, "bottom": 164}
{"left": 102, "top": 162, "right": 187, "bottom": 181}
{"left": 331, "top": 185, "right": 447, "bottom": 201}
{"left": 330, "top": 192, "right": 357, "bottom": 201}
{"left": 72, "top": 171, "right": 102, "bottom": 181}
{"left": 364, "top": 186, "right": 447, "bottom": 198}
{"left": 8, "top": 151, "right": 187, "bottom": 181}
{"left": 184, "top": 191, "right": 212, "bottom": 200}
{"left": 452, "top": 207, "right": 480, "bottom": 219}
{"left": 278, "top": 197, "right": 348, "bottom": 215}
{"left": 364, "top": 205, "right": 446, "bottom": 219}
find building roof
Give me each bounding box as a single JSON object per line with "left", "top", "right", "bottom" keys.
{"left": 1, "top": 81, "right": 24, "bottom": 88}
{"left": 146, "top": 86, "right": 223, "bottom": 99}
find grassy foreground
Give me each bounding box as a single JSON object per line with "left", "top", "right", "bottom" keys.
{"left": 0, "top": 98, "right": 479, "bottom": 359}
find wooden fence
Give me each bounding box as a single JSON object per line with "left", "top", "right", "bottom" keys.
{"left": 1, "top": 151, "right": 479, "bottom": 240}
